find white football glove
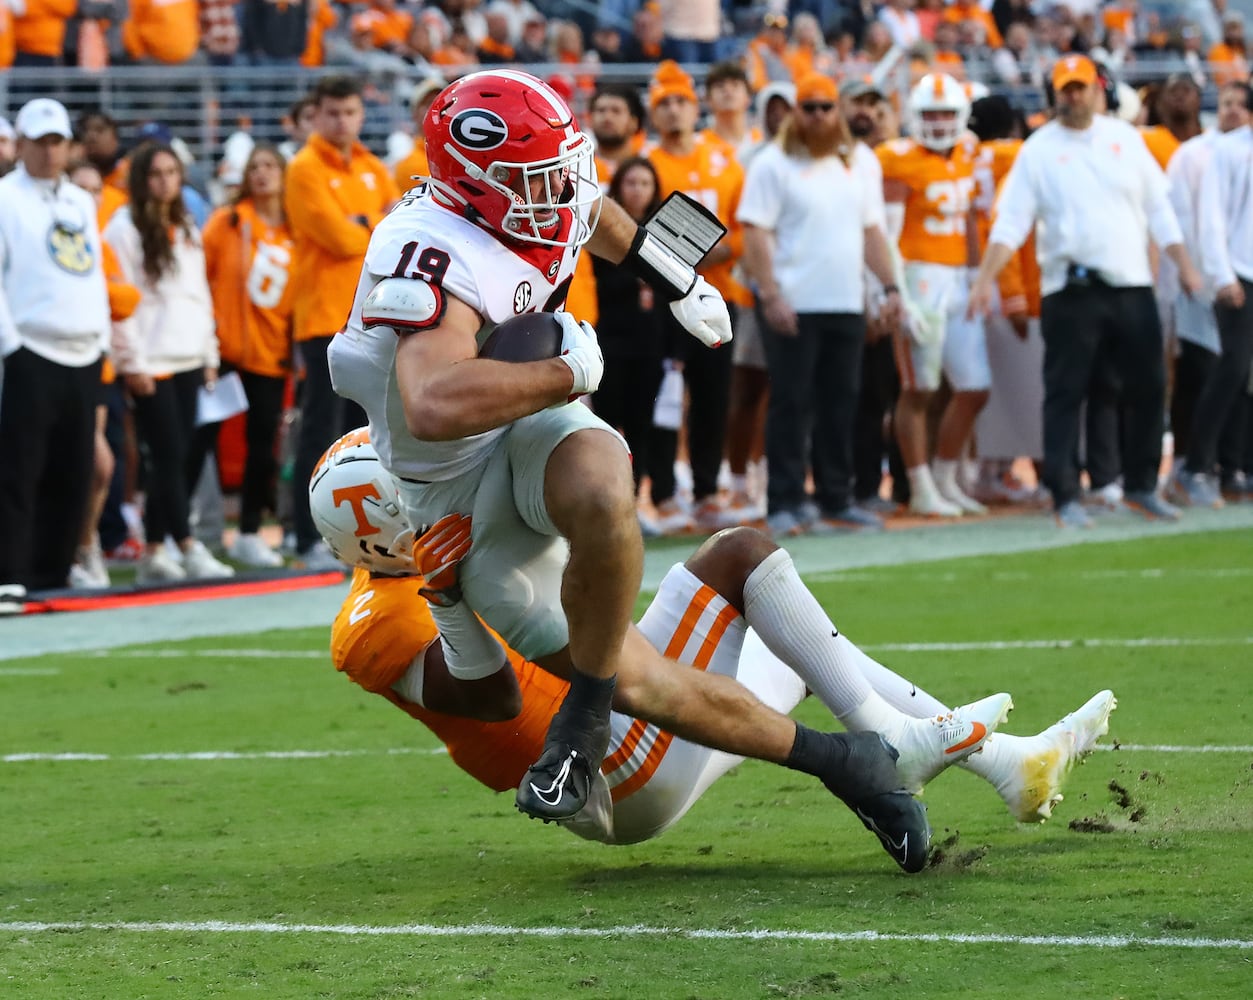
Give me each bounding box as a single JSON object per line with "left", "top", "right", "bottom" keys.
{"left": 670, "top": 275, "right": 733, "bottom": 348}
{"left": 555, "top": 311, "right": 604, "bottom": 400}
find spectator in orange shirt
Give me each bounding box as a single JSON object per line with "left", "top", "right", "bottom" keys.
{"left": 746, "top": 12, "right": 794, "bottom": 93}
{"left": 300, "top": 0, "right": 338, "bottom": 68}
{"left": 13, "top": 0, "right": 77, "bottom": 67}
{"left": 352, "top": 0, "right": 413, "bottom": 55}
{"left": 1141, "top": 74, "right": 1202, "bottom": 171}
{"left": 1209, "top": 12, "right": 1250, "bottom": 87}
{"left": 476, "top": 11, "right": 515, "bottom": 63}
{"left": 284, "top": 74, "right": 398, "bottom": 571}
{"left": 931, "top": 20, "right": 966, "bottom": 79}
{"left": 621, "top": 5, "right": 662, "bottom": 63}
{"left": 392, "top": 76, "right": 446, "bottom": 194}
{"left": 122, "top": 0, "right": 199, "bottom": 64}
{"left": 1, "top": 1, "right": 16, "bottom": 69}
{"left": 201, "top": 144, "right": 295, "bottom": 569}
{"left": 943, "top": 0, "right": 1002, "bottom": 49}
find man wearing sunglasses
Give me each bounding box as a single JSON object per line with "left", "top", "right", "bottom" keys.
{"left": 739, "top": 73, "right": 901, "bottom": 538}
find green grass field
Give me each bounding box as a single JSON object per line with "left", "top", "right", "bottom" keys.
{"left": 2, "top": 530, "right": 1251, "bottom": 999}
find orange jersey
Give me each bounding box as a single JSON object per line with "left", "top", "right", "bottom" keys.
{"left": 284, "top": 133, "right": 398, "bottom": 341}
{"left": 202, "top": 201, "right": 295, "bottom": 378}
{"left": 1139, "top": 125, "right": 1181, "bottom": 171}
{"left": 878, "top": 136, "right": 979, "bottom": 267}
{"left": 331, "top": 569, "right": 569, "bottom": 793}
{"left": 942, "top": 3, "right": 1002, "bottom": 47}
{"left": 648, "top": 137, "right": 750, "bottom": 306}
{"left": 1208, "top": 43, "right": 1250, "bottom": 87}
{"left": 392, "top": 140, "right": 430, "bottom": 194}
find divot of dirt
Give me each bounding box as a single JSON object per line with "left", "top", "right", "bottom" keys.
{"left": 1068, "top": 815, "right": 1116, "bottom": 833}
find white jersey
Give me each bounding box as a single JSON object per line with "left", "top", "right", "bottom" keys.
{"left": 330, "top": 186, "right": 591, "bottom": 482}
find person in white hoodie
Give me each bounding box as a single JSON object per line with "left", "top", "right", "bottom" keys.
{"left": 106, "top": 142, "right": 234, "bottom": 583}
{"left": 0, "top": 99, "right": 111, "bottom": 615}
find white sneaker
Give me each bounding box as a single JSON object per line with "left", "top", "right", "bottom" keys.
{"left": 230, "top": 532, "right": 284, "bottom": 568}
{"left": 936, "top": 480, "right": 988, "bottom": 516}
{"left": 182, "top": 539, "right": 235, "bottom": 579}
{"left": 988, "top": 689, "right": 1118, "bottom": 823}
{"left": 297, "top": 540, "right": 346, "bottom": 572}
{"left": 886, "top": 693, "right": 1015, "bottom": 794}
{"left": 0, "top": 582, "right": 28, "bottom": 615}
{"left": 909, "top": 487, "right": 963, "bottom": 518}
{"left": 69, "top": 544, "right": 110, "bottom": 588}
{"left": 137, "top": 546, "right": 187, "bottom": 583}
{"left": 653, "top": 499, "right": 694, "bottom": 535}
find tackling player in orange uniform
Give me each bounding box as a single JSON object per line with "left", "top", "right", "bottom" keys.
{"left": 878, "top": 73, "right": 990, "bottom": 518}
{"left": 312, "top": 430, "right": 1116, "bottom": 858}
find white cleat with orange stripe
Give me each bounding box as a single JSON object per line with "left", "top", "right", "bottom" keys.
{"left": 886, "top": 693, "right": 1015, "bottom": 794}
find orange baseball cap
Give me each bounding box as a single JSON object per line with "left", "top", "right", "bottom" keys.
{"left": 796, "top": 72, "right": 839, "bottom": 104}
{"left": 1052, "top": 55, "right": 1097, "bottom": 90}
{"left": 648, "top": 60, "right": 699, "bottom": 109}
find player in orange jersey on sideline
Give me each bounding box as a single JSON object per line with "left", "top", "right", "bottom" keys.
{"left": 878, "top": 72, "right": 990, "bottom": 518}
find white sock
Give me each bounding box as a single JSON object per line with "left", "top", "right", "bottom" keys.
{"left": 848, "top": 648, "right": 951, "bottom": 718}
{"left": 907, "top": 464, "right": 938, "bottom": 498}
{"left": 743, "top": 548, "right": 899, "bottom": 732}
{"left": 730, "top": 474, "right": 749, "bottom": 495}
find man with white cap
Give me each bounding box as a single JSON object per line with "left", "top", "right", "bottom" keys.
{"left": 0, "top": 117, "right": 16, "bottom": 176}
{"left": 0, "top": 99, "right": 112, "bottom": 614}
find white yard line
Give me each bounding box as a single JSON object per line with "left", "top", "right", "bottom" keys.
{"left": 2, "top": 748, "right": 445, "bottom": 763}
{"left": 864, "top": 636, "right": 1253, "bottom": 652}
{"left": 0, "top": 667, "right": 60, "bottom": 676}
{"left": 0, "top": 920, "right": 1247, "bottom": 950}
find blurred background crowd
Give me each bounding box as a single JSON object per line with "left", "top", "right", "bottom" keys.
{"left": 1, "top": 0, "right": 1251, "bottom": 607}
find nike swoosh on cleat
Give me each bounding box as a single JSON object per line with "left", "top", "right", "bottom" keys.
{"left": 944, "top": 722, "right": 986, "bottom": 755}
{"left": 856, "top": 807, "right": 909, "bottom": 865}
{"left": 527, "top": 753, "right": 575, "bottom": 809}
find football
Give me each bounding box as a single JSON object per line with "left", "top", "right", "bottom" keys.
{"left": 478, "top": 311, "right": 564, "bottom": 362}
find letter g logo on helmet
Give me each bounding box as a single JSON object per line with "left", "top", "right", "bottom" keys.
{"left": 449, "top": 108, "right": 509, "bottom": 151}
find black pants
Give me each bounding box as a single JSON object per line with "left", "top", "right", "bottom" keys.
{"left": 1083, "top": 332, "right": 1123, "bottom": 490}
{"left": 0, "top": 349, "right": 102, "bottom": 590}
{"left": 184, "top": 368, "right": 288, "bottom": 535}
{"left": 1186, "top": 278, "right": 1253, "bottom": 476}
{"left": 1040, "top": 284, "right": 1165, "bottom": 507}
{"left": 293, "top": 336, "right": 366, "bottom": 552}
{"left": 1172, "top": 338, "right": 1219, "bottom": 461}
{"left": 592, "top": 354, "right": 664, "bottom": 494}
{"left": 649, "top": 309, "right": 736, "bottom": 506}
{"left": 761, "top": 311, "right": 866, "bottom": 516}
{"left": 98, "top": 380, "right": 132, "bottom": 552}
{"left": 853, "top": 334, "right": 903, "bottom": 503}
{"left": 132, "top": 368, "right": 203, "bottom": 545}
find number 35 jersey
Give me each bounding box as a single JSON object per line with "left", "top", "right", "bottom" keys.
{"left": 877, "top": 136, "right": 979, "bottom": 267}
{"left": 330, "top": 187, "right": 592, "bottom": 483}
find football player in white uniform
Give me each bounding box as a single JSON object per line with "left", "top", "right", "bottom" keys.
{"left": 329, "top": 70, "right": 764, "bottom": 827}
{"left": 311, "top": 432, "right": 1118, "bottom": 861}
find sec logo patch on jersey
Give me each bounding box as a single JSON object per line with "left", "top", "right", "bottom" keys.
{"left": 513, "top": 281, "right": 533, "bottom": 313}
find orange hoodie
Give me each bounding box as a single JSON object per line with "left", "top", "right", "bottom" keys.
{"left": 203, "top": 200, "right": 296, "bottom": 378}
{"left": 284, "top": 132, "right": 398, "bottom": 341}
{"left": 14, "top": 0, "right": 78, "bottom": 58}
{"left": 1, "top": 1, "right": 15, "bottom": 67}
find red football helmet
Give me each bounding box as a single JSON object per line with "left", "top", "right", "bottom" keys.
{"left": 424, "top": 69, "right": 601, "bottom": 248}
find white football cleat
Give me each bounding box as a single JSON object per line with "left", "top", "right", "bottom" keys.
{"left": 991, "top": 689, "right": 1118, "bottom": 823}
{"left": 908, "top": 488, "right": 963, "bottom": 518}
{"left": 887, "top": 692, "right": 1015, "bottom": 794}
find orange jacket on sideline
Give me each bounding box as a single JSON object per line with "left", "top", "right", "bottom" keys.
{"left": 284, "top": 132, "right": 398, "bottom": 341}
{"left": 203, "top": 200, "right": 296, "bottom": 378}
